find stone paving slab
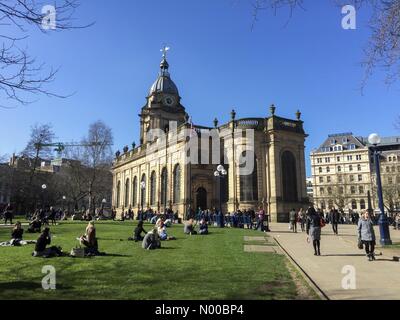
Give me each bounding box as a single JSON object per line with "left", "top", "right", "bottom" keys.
{"left": 243, "top": 236, "right": 269, "bottom": 242}
{"left": 244, "top": 245, "right": 277, "bottom": 253}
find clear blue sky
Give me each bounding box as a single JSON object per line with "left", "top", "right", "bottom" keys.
{"left": 1, "top": 0, "right": 399, "bottom": 176}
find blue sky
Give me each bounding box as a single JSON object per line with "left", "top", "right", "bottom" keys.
{"left": 0, "top": 0, "right": 399, "bottom": 176}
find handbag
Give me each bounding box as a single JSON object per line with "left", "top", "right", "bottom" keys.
{"left": 358, "top": 238, "right": 364, "bottom": 250}
{"left": 320, "top": 218, "right": 326, "bottom": 228}
{"left": 70, "top": 246, "right": 85, "bottom": 258}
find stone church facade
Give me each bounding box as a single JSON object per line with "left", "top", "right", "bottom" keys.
{"left": 112, "top": 53, "right": 309, "bottom": 222}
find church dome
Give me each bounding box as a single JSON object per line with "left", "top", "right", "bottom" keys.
{"left": 149, "top": 56, "right": 179, "bottom": 96}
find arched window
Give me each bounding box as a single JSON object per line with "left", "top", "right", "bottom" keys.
{"left": 281, "top": 151, "right": 298, "bottom": 202}
{"left": 132, "top": 177, "right": 137, "bottom": 206}
{"left": 140, "top": 174, "right": 146, "bottom": 208}
{"left": 124, "top": 178, "right": 130, "bottom": 207}
{"left": 150, "top": 171, "right": 156, "bottom": 206}
{"left": 351, "top": 200, "right": 357, "bottom": 210}
{"left": 360, "top": 199, "right": 366, "bottom": 210}
{"left": 173, "top": 164, "right": 181, "bottom": 204}
{"left": 116, "top": 181, "right": 121, "bottom": 208}
{"left": 240, "top": 151, "right": 258, "bottom": 201}
{"left": 161, "top": 168, "right": 168, "bottom": 207}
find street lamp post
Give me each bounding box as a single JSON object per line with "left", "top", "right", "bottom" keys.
{"left": 214, "top": 165, "right": 228, "bottom": 214}
{"left": 62, "top": 195, "right": 66, "bottom": 211}
{"left": 101, "top": 198, "right": 106, "bottom": 216}
{"left": 368, "top": 133, "right": 392, "bottom": 246}
{"left": 41, "top": 184, "right": 47, "bottom": 210}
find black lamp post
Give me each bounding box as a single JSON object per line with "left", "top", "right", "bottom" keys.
{"left": 368, "top": 133, "right": 392, "bottom": 245}
{"left": 214, "top": 164, "right": 227, "bottom": 214}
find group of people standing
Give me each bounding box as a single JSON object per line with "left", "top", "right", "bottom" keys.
{"left": 290, "top": 206, "right": 378, "bottom": 261}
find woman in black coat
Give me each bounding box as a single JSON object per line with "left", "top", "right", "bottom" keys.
{"left": 306, "top": 206, "right": 323, "bottom": 256}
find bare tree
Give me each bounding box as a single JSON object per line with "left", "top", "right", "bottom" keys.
{"left": 0, "top": 0, "right": 91, "bottom": 108}
{"left": 249, "top": 0, "right": 400, "bottom": 88}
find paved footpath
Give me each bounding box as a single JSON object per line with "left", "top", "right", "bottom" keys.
{"left": 269, "top": 222, "right": 400, "bottom": 300}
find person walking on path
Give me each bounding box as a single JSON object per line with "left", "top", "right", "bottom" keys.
{"left": 329, "top": 207, "right": 340, "bottom": 235}
{"left": 306, "top": 206, "right": 322, "bottom": 256}
{"left": 255, "top": 207, "right": 266, "bottom": 232}
{"left": 357, "top": 210, "right": 376, "bottom": 261}
{"left": 298, "top": 208, "right": 306, "bottom": 232}
{"left": 3, "top": 203, "right": 13, "bottom": 225}
{"left": 289, "top": 208, "right": 298, "bottom": 233}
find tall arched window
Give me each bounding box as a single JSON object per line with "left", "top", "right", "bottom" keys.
{"left": 161, "top": 168, "right": 168, "bottom": 207}
{"left": 140, "top": 174, "right": 146, "bottom": 208}
{"left": 150, "top": 171, "right": 156, "bottom": 206}
{"left": 351, "top": 200, "right": 357, "bottom": 210}
{"left": 132, "top": 177, "right": 137, "bottom": 206}
{"left": 173, "top": 164, "right": 181, "bottom": 204}
{"left": 116, "top": 181, "right": 121, "bottom": 208}
{"left": 240, "top": 151, "right": 258, "bottom": 201}
{"left": 281, "top": 151, "right": 298, "bottom": 202}
{"left": 360, "top": 199, "right": 366, "bottom": 210}
{"left": 124, "top": 178, "right": 130, "bottom": 207}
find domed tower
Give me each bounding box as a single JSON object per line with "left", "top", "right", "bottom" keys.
{"left": 139, "top": 48, "right": 188, "bottom": 145}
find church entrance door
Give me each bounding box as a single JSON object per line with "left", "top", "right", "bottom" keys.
{"left": 196, "top": 187, "right": 207, "bottom": 210}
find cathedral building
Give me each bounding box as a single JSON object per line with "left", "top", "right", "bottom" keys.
{"left": 111, "top": 51, "right": 308, "bottom": 222}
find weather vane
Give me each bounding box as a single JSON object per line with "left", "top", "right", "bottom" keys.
{"left": 160, "top": 44, "right": 170, "bottom": 58}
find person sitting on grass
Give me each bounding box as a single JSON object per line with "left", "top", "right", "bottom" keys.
{"left": 142, "top": 228, "right": 161, "bottom": 250}
{"left": 129, "top": 220, "right": 147, "bottom": 242}
{"left": 184, "top": 219, "right": 197, "bottom": 235}
{"left": 28, "top": 216, "right": 42, "bottom": 233}
{"left": 32, "top": 228, "right": 63, "bottom": 257}
{"left": 10, "top": 222, "right": 24, "bottom": 245}
{"left": 198, "top": 219, "right": 208, "bottom": 235}
{"left": 79, "top": 221, "right": 99, "bottom": 255}
{"left": 157, "top": 220, "right": 176, "bottom": 241}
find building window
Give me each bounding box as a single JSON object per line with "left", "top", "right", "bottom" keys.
{"left": 327, "top": 187, "right": 332, "bottom": 195}
{"left": 349, "top": 165, "right": 353, "bottom": 171}
{"left": 337, "top": 156, "right": 341, "bottom": 162}
{"left": 240, "top": 151, "right": 259, "bottom": 201}
{"left": 140, "top": 174, "right": 146, "bottom": 208}
{"left": 132, "top": 177, "right": 137, "bottom": 206}
{"left": 320, "top": 187, "right": 325, "bottom": 195}
{"left": 358, "top": 174, "right": 362, "bottom": 182}
{"left": 347, "top": 155, "right": 353, "bottom": 161}
{"left": 161, "top": 168, "right": 168, "bottom": 207}
{"left": 338, "top": 175, "right": 343, "bottom": 183}
{"left": 351, "top": 200, "right": 357, "bottom": 210}
{"left": 319, "top": 177, "right": 324, "bottom": 183}
{"left": 150, "top": 171, "right": 156, "bottom": 206}
{"left": 339, "top": 186, "right": 344, "bottom": 194}
{"left": 386, "top": 166, "right": 390, "bottom": 173}
{"left": 356, "top": 155, "right": 362, "bottom": 160}
{"left": 351, "top": 186, "right": 356, "bottom": 194}
{"left": 350, "top": 175, "right": 354, "bottom": 182}
{"left": 173, "top": 164, "right": 181, "bottom": 204}
{"left": 337, "top": 166, "right": 342, "bottom": 172}
{"left": 357, "top": 164, "right": 361, "bottom": 171}
{"left": 388, "top": 177, "right": 393, "bottom": 184}
{"left": 319, "top": 167, "right": 322, "bottom": 173}
{"left": 116, "top": 181, "right": 121, "bottom": 208}
{"left": 124, "top": 178, "right": 130, "bottom": 207}
{"left": 359, "top": 186, "right": 364, "bottom": 194}
{"left": 326, "top": 167, "right": 330, "bottom": 173}
{"left": 360, "top": 199, "right": 366, "bottom": 210}
{"left": 327, "top": 176, "right": 331, "bottom": 183}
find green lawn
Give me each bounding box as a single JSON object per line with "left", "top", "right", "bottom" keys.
{"left": 0, "top": 221, "right": 310, "bottom": 300}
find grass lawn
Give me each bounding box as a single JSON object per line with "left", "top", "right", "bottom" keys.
{"left": 0, "top": 221, "right": 314, "bottom": 300}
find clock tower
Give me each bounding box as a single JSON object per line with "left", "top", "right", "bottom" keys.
{"left": 139, "top": 48, "right": 188, "bottom": 145}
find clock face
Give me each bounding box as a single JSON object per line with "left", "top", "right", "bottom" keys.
{"left": 164, "top": 96, "right": 175, "bottom": 106}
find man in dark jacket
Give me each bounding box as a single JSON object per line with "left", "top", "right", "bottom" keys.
{"left": 329, "top": 207, "right": 340, "bottom": 235}
{"left": 4, "top": 203, "right": 13, "bottom": 225}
